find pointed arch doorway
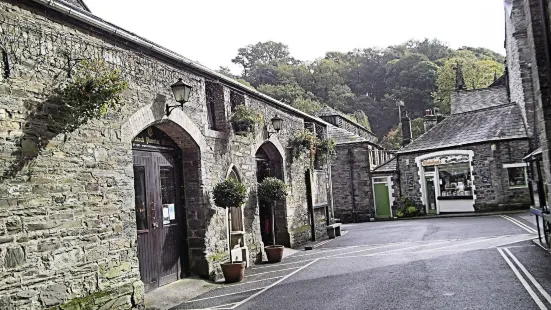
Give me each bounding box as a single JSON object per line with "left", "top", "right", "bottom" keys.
{"left": 255, "top": 142, "right": 289, "bottom": 247}
{"left": 132, "top": 124, "right": 195, "bottom": 292}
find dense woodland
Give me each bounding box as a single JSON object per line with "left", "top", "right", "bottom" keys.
{"left": 218, "top": 39, "right": 505, "bottom": 149}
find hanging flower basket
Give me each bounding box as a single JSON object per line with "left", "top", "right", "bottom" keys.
{"left": 230, "top": 105, "right": 263, "bottom": 136}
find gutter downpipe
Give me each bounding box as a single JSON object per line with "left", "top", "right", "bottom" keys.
{"left": 348, "top": 148, "right": 357, "bottom": 223}
{"left": 32, "top": 0, "right": 328, "bottom": 126}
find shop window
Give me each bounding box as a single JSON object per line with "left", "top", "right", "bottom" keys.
{"left": 228, "top": 168, "right": 244, "bottom": 232}
{"left": 506, "top": 166, "right": 527, "bottom": 188}
{"left": 438, "top": 163, "right": 473, "bottom": 197}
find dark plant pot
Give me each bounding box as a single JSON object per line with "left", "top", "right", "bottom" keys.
{"left": 232, "top": 121, "right": 253, "bottom": 135}
{"left": 265, "top": 245, "right": 284, "bottom": 263}
{"left": 221, "top": 261, "right": 246, "bottom": 283}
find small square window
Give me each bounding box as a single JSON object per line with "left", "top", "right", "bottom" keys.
{"left": 507, "top": 167, "right": 527, "bottom": 188}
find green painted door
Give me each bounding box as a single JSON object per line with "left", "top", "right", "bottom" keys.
{"left": 374, "top": 183, "right": 391, "bottom": 218}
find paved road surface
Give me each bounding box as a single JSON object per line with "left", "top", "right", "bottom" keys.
{"left": 173, "top": 213, "right": 551, "bottom": 310}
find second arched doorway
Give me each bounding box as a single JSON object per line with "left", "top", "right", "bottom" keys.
{"left": 255, "top": 142, "right": 289, "bottom": 247}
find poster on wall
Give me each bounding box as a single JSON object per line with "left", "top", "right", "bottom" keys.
{"left": 167, "top": 204, "right": 176, "bottom": 220}
{"left": 162, "top": 205, "right": 170, "bottom": 225}
{"left": 314, "top": 171, "right": 328, "bottom": 206}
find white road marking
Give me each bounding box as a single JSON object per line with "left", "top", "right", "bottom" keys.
{"left": 313, "top": 239, "right": 332, "bottom": 248}
{"left": 498, "top": 248, "right": 547, "bottom": 310}
{"left": 291, "top": 241, "right": 411, "bottom": 258}
{"left": 186, "top": 287, "right": 265, "bottom": 303}
{"left": 229, "top": 258, "right": 320, "bottom": 309}
{"left": 504, "top": 248, "right": 551, "bottom": 305}
{"left": 209, "top": 302, "right": 238, "bottom": 309}
{"left": 532, "top": 239, "right": 548, "bottom": 251}
{"left": 486, "top": 236, "right": 537, "bottom": 249}
{"left": 224, "top": 276, "right": 283, "bottom": 287}
{"left": 326, "top": 239, "right": 451, "bottom": 259}
{"left": 244, "top": 267, "right": 300, "bottom": 277}
{"left": 501, "top": 215, "right": 537, "bottom": 234}
{"left": 250, "top": 259, "right": 315, "bottom": 270}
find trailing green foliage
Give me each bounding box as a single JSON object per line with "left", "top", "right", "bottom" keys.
{"left": 229, "top": 104, "right": 263, "bottom": 134}
{"left": 316, "top": 137, "right": 336, "bottom": 164}
{"left": 212, "top": 179, "right": 247, "bottom": 209}
{"left": 258, "top": 177, "right": 288, "bottom": 204}
{"left": 396, "top": 197, "right": 421, "bottom": 218}
{"left": 288, "top": 129, "right": 317, "bottom": 161}
{"left": 53, "top": 60, "right": 128, "bottom": 133}
{"left": 288, "top": 130, "right": 336, "bottom": 168}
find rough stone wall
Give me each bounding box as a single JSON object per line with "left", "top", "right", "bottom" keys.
{"left": 397, "top": 140, "right": 531, "bottom": 212}
{"left": 520, "top": 0, "right": 551, "bottom": 207}
{"left": 0, "top": 1, "right": 326, "bottom": 308}
{"left": 331, "top": 142, "right": 373, "bottom": 223}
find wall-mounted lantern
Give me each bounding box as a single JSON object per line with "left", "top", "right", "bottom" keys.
{"left": 266, "top": 115, "right": 283, "bottom": 138}
{"left": 166, "top": 78, "right": 192, "bottom": 116}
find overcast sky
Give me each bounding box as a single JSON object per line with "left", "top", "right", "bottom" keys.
{"left": 85, "top": 0, "right": 506, "bottom": 73}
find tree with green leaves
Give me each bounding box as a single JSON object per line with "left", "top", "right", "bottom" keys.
{"left": 231, "top": 41, "right": 293, "bottom": 77}
{"left": 433, "top": 50, "right": 504, "bottom": 113}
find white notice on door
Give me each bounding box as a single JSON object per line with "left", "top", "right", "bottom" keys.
{"left": 167, "top": 204, "right": 176, "bottom": 220}
{"left": 162, "top": 205, "right": 170, "bottom": 225}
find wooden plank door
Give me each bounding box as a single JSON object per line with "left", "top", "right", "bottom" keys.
{"left": 133, "top": 150, "right": 186, "bottom": 292}
{"left": 154, "top": 151, "right": 185, "bottom": 286}
{"left": 133, "top": 151, "right": 159, "bottom": 292}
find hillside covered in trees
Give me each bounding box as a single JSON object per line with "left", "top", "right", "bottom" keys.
{"left": 218, "top": 39, "right": 504, "bottom": 149}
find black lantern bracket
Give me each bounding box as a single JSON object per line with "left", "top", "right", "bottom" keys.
{"left": 166, "top": 78, "right": 192, "bottom": 117}
{"left": 165, "top": 102, "right": 183, "bottom": 117}
{"left": 265, "top": 115, "right": 283, "bottom": 138}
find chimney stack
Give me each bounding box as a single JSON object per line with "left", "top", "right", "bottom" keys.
{"left": 401, "top": 111, "right": 412, "bottom": 147}
{"left": 454, "top": 62, "right": 467, "bottom": 91}
{"left": 424, "top": 109, "right": 438, "bottom": 133}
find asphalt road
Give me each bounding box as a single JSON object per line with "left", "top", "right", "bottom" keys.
{"left": 173, "top": 212, "right": 551, "bottom": 310}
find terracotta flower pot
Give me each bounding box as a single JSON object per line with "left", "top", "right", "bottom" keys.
{"left": 265, "top": 245, "right": 284, "bottom": 263}
{"left": 221, "top": 261, "right": 246, "bottom": 283}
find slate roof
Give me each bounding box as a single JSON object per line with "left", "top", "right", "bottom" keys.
{"left": 450, "top": 85, "right": 508, "bottom": 114}
{"left": 373, "top": 157, "right": 397, "bottom": 173}
{"left": 58, "top": 0, "right": 90, "bottom": 11}
{"left": 398, "top": 103, "right": 528, "bottom": 154}
{"left": 328, "top": 125, "right": 368, "bottom": 144}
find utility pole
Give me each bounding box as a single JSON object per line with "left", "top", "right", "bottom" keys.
{"left": 397, "top": 100, "right": 405, "bottom": 125}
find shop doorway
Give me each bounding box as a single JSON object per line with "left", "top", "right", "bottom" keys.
{"left": 425, "top": 175, "right": 437, "bottom": 214}
{"left": 132, "top": 126, "right": 189, "bottom": 292}
{"left": 255, "top": 142, "right": 288, "bottom": 247}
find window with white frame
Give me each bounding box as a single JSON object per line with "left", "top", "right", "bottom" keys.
{"left": 504, "top": 163, "right": 528, "bottom": 188}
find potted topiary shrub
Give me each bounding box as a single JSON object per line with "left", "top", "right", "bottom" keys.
{"left": 230, "top": 104, "right": 262, "bottom": 135}
{"left": 212, "top": 178, "right": 248, "bottom": 283}
{"left": 257, "top": 177, "right": 288, "bottom": 263}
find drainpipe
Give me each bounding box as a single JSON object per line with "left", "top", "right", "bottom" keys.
{"left": 348, "top": 148, "right": 357, "bottom": 223}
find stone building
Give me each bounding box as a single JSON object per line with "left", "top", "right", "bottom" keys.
{"left": 318, "top": 107, "right": 394, "bottom": 223}
{"left": 503, "top": 0, "right": 551, "bottom": 213}
{"left": 0, "top": 0, "right": 333, "bottom": 308}
{"left": 395, "top": 83, "right": 532, "bottom": 214}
